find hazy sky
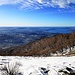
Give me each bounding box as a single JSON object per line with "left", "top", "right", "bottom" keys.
{"left": 0, "top": 0, "right": 75, "bottom": 27}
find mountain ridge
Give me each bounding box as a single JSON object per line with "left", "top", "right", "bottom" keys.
{"left": 0, "top": 32, "right": 75, "bottom": 56}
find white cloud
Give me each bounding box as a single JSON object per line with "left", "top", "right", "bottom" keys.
{"left": 0, "top": 0, "right": 22, "bottom": 5}
{"left": 37, "top": 0, "right": 42, "bottom": 3}
{"left": 51, "top": 0, "right": 68, "bottom": 8}
{"left": 0, "top": 0, "right": 75, "bottom": 9}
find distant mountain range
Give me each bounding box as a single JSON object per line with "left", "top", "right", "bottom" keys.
{"left": 0, "top": 32, "right": 75, "bottom": 56}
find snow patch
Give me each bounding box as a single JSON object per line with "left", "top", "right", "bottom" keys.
{"left": 0, "top": 56, "right": 75, "bottom": 75}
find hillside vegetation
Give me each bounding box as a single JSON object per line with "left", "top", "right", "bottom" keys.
{"left": 0, "top": 32, "right": 75, "bottom": 56}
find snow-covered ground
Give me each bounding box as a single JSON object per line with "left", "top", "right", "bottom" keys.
{"left": 0, "top": 56, "right": 75, "bottom": 75}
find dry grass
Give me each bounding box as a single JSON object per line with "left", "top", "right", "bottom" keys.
{"left": 0, "top": 62, "right": 22, "bottom": 75}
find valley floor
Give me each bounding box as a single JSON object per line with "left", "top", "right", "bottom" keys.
{"left": 0, "top": 56, "right": 75, "bottom": 75}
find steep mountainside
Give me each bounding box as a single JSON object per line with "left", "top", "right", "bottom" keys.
{"left": 0, "top": 32, "right": 75, "bottom": 56}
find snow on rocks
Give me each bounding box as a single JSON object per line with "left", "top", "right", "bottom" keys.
{"left": 0, "top": 56, "right": 75, "bottom": 75}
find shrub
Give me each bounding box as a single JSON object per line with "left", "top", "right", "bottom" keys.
{"left": 0, "top": 62, "right": 22, "bottom": 75}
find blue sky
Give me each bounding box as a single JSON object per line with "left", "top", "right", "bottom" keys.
{"left": 0, "top": 0, "right": 75, "bottom": 27}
